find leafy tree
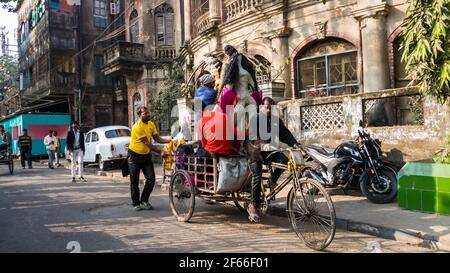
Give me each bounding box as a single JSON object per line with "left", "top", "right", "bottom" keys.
{"left": 401, "top": 0, "right": 450, "bottom": 103}
{"left": 0, "top": 55, "right": 18, "bottom": 89}
{"left": 150, "top": 63, "right": 184, "bottom": 127}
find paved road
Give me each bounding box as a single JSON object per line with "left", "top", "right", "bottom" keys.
{"left": 0, "top": 163, "right": 435, "bottom": 253}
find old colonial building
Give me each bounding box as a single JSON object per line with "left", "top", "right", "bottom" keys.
{"left": 102, "top": 0, "right": 181, "bottom": 133}
{"left": 102, "top": 0, "right": 449, "bottom": 162}
{"left": 16, "top": 0, "right": 128, "bottom": 131}
{"left": 179, "top": 0, "right": 449, "bottom": 162}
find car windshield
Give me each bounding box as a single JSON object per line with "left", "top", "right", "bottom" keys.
{"left": 105, "top": 129, "right": 131, "bottom": 139}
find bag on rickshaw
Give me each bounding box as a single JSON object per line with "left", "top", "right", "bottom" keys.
{"left": 216, "top": 157, "right": 249, "bottom": 193}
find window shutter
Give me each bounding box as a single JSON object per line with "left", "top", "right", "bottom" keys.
{"left": 164, "top": 13, "right": 174, "bottom": 46}
{"left": 110, "top": 2, "right": 116, "bottom": 15}
{"left": 156, "top": 15, "right": 165, "bottom": 46}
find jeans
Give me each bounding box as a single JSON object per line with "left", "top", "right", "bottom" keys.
{"left": 249, "top": 152, "right": 289, "bottom": 208}
{"left": 128, "top": 150, "right": 155, "bottom": 206}
{"left": 47, "top": 149, "right": 55, "bottom": 168}
{"left": 20, "top": 149, "right": 32, "bottom": 168}
{"left": 54, "top": 150, "right": 60, "bottom": 165}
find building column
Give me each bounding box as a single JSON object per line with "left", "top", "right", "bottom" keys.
{"left": 209, "top": 0, "right": 221, "bottom": 24}
{"left": 354, "top": 4, "right": 390, "bottom": 92}
{"left": 268, "top": 27, "right": 292, "bottom": 101}
{"left": 184, "top": 0, "right": 191, "bottom": 42}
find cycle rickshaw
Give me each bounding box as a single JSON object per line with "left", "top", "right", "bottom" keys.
{"left": 0, "top": 144, "right": 14, "bottom": 175}
{"left": 167, "top": 146, "right": 336, "bottom": 251}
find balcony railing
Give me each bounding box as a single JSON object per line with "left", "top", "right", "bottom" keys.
{"left": 154, "top": 46, "right": 176, "bottom": 59}
{"left": 191, "top": 1, "right": 210, "bottom": 38}
{"left": 224, "top": 0, "right": 264, "bottom": 22}
{"left": 103, "top": 41, "right": 146, "bottom": 76}
{"left": 51, "top": 72, "right": 76, "bottom": 89}
{"left": 104, "top": 41, "right": 145, "bottom": 64}
{"left": 49, "top": 10, "right": 75, "bottom": 30}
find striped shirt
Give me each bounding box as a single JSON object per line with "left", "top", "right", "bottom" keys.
{"left": 18, "top": 135, "right": 32, "bottom": 151}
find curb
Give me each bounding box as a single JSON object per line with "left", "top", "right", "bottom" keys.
{"left": 269, "top": 205, "right": 449, "bottom": 252}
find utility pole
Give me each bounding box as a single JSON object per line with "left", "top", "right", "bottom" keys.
{"left": 74, "top": 1, "right": 82, "bottom": 123}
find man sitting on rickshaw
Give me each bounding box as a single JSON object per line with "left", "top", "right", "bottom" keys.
{"left": 246, "top": 97, "right": 301, "bottom": 223}
{"left": 0, "top": 125, "right": 12, "bottom": 159}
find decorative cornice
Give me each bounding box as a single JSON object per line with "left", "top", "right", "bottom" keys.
{"left": 261, "top": 26, "right": 293, "bottom": 40}
{"left": 352, "top": 3, "right": 390, "bottom": 20}
{"left": 314, "top": 21, "right": 328, "bottom": 40}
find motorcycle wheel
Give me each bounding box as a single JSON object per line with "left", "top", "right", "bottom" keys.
{"left": 359, "top": 168, "right": 397, "bottom": 204}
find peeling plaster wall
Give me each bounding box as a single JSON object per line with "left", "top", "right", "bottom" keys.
{"left": 279, "top": 94, "right": 450, "bottom": 164}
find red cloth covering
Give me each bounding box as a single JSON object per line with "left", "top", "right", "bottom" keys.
{"left": 218, "top": 86, "right": 263, "bottom": 113}
{"left": 197, "top": 111, "right": 240, "bottom": 156}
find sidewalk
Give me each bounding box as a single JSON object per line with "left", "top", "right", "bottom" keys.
{"left": 269, "top": 188, "right": 450, "bottom": 252}
{"left": 52, "top": 160, "right": 450, "bottom": 252}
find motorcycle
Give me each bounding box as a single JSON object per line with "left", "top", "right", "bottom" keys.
{"left": 303, "top": 122, "right": 397, "bottom": 204}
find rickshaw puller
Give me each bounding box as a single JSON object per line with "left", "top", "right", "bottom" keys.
{"left": 247, "top": 97, "right": 301, "bottom": 223}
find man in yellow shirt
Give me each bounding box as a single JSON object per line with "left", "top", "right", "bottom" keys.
{"left": 128, "top": 106, "right": 170, "bottom": 211}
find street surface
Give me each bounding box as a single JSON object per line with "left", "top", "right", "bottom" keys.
{"left": 0, "top": 163, "right": 435, "bottom": 253}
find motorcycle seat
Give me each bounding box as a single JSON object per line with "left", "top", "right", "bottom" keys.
{"left": 307, "top": 144, "right": 335, "bottom": 157}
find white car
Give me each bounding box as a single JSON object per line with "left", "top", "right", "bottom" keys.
{"left": 83, "top": 126, "right": 131, "bottom": 171}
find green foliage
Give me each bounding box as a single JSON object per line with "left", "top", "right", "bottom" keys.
{"left": 0, "top": 55, "right": 18, "bottom": 89}
{"left": 149, "top": 63, "right": 184, "bottom": 124}
{"left": 434, "top": 135, "right": 450, "bottom": 164}
{"left": 401, "top": 0, "right": 450, "bottom": 103}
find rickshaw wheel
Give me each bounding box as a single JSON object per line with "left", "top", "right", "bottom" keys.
{"left": 169, "top": 170, "right": 195, "bottom": 222}
{"left": 287, "top": 178, "right": 336, "bottom": 251}
{"left": 260, "top": 197, "right": 269, "bottom": 216}
{"left": 8, "top": 158, "right": 14, "bottom": 175}
{"left": 232, "top": 191, "right": 251, "bottom": 212}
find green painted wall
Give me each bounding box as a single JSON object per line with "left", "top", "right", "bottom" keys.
{"left": 398, "top": 163, "right": 450, "bottom": 215}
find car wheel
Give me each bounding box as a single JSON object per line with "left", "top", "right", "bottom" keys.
{"left": 98, "top": 155, "right": 109, "bottom": 171}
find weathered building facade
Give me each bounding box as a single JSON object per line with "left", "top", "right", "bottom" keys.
{"left": 101, "top": 0, "right": 449, "bottom": 162}
{"left": 16, "top": 0, "right": 128, "bottom": 131}
{"left": 178, "top": 0, "right": 449, "bottom": 163}
{"left": 102, "top": 0, "right": 181, "bottom": 133}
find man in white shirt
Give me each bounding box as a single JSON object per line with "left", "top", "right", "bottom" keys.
{"left": 43, "top": 130, "right": 56, "bottom": 169}
{"left": 66, "top": 121, "right": 86, "bottom": 182}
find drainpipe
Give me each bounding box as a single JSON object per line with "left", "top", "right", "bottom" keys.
{"left": 75, "top": 2, "right": 82, "bottom": 123}
{"left": 358, "top": 18, "right": 364, "bottom": 94}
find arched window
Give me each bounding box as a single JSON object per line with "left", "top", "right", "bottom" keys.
{"left": 154, "top": 3, "right": 174, "bottom": 46}
{"left": 132, "top": 92, "right": 141, "bottom": 123}
{"left": 393, "top": 36, "right": 410, "bottom": 88}
{"left": 129, "top": 9, "right": 139, "bottom": 43}
{"left": 295, "top": 38, "right": 358, "bottom": 98}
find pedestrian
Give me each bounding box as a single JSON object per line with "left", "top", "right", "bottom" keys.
{"left": 43, "top": 130, "right": 56, "bottom": 169}
{"left": 66, "top": 121, "right": 86, "bottom": 183}
{"left": 0, "top": 125, "right": 11, "bottom": 151}
{"left": 0, "top": 125, "right": 11, "bottom": 157}
{"left": 53, "top": 131, "right": 61, "bottom": 167}
{"left": 18, "top": 129, "right": 33, "bottom": 169}
{"left": 128, "top": 106, "right": 170, "bottom": 211}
